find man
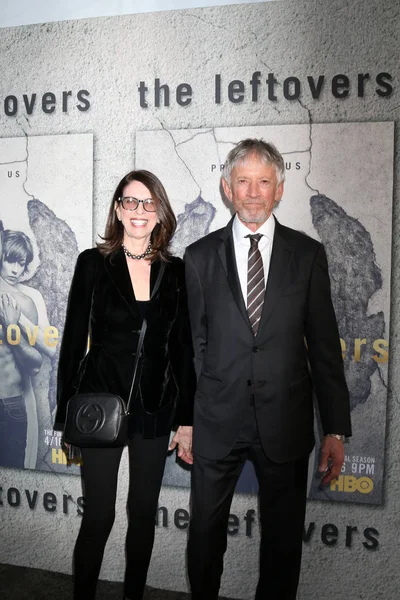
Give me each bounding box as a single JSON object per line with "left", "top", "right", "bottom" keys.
{"left": 0, "top": 226, "right": 43, "bottom": 468}
{"left": 184, "top": 139, "right": 351, "bottom": 600}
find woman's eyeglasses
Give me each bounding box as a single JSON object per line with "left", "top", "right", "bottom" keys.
{"left": 118, "top": 197, "right": 157, "bottom": 212}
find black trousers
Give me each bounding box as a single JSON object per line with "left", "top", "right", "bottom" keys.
{"left": 74, "top": 433, "right": 169, "bottom": 600}
{"left": 188, "top": 407, "right": 309, "bottom": 600}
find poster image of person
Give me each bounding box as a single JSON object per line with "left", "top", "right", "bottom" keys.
{"left": 0, "top": 224, "right": 42, "bottom": 467}
{"left": 0, "top": 223, "right": 54, "bottom": 469}
{"left": 0, "top": 133, "right": 93, "bottom": 473}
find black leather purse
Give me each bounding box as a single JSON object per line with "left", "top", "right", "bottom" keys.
{"left": 63, "top": 261, "right": 165, "bottom": 448}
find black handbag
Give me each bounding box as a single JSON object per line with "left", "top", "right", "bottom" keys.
{"left": 63, "top": 261, "right": 165, "bottom": 448}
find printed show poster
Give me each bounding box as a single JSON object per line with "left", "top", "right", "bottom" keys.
{"left": 0, "top": 133, "right": 93, "bottom": 474}
{"left": 136, "top": 122, "right": 393, "bottom": 505}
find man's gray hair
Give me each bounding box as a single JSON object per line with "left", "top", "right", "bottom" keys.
{"left": 222, "top": 139, "right": 285, "bottom": 186}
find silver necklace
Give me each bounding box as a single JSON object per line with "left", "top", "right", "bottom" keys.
{"left": 122, "top": 243, "right": 152, "bottom": 260}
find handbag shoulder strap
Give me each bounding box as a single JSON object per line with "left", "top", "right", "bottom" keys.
{"left": 126, "top": 260, "right": 166, "bottom": 413}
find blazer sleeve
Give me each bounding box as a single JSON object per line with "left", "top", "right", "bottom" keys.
{"left": 168, "top": 260, "right": 196, "bottom": 426}
{"left": 184, "top": 247, "right": 207, "bottom": 380}
{"left": 53, "top": 249, "right": 98, "bottom": 430}
{"left": 305, "top": 244, "right": 352, "bottom": 437}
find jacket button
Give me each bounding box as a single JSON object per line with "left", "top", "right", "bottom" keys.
{"left": 252, "top": 346, "right": 258, "bottom": 353}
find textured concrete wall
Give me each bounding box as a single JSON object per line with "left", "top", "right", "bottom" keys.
{"left": 0, "top": 1, "right": 399, "bottom": 598}
{"left": 0, "top": 0, "right": 272, "bottom": 28}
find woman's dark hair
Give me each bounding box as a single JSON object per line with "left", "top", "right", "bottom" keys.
{"left": 1, "top": 228, "right": 34, "bottom": 273}
{"left": 97, "top": 169, "right": 176, "bottom": 262}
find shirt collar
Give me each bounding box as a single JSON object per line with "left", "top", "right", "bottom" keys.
{"left": 232, "top": 213, "right": 275, "bottom": 245}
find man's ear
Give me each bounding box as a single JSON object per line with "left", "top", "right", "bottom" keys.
{"left": 275, "top": 181, "right": 284, "bottom": 202}
{"left": 221, "top": 177, "right": 233, "bottom": 202}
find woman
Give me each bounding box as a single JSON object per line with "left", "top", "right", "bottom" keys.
{"left": 54, "top": 170, "right": 196, "bottom": 600}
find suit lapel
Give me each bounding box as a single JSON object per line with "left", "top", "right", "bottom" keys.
{"left": 104, "top": 248, "right": 139, "bottom": 317}
{"left": 257, "top": 219, "right": 294, "bottom": 335}
{"left": 218, "top": 216, "right": 294, "bottom": 335}
{"left": 218, "top": 217, "right": 252, "bottom": 329}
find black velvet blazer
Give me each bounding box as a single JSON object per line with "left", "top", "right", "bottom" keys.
{"left": 54, "top": 247, "right": 195, "bottom": 438}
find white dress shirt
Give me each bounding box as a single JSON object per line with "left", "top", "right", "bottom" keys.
{"left": 232, "top": 214, "right": 275, "bottom": 308}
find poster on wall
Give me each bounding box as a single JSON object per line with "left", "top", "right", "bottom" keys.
{"left": 136, "top": 121, "right": 393, "bottom": 505}
{"left": 0, "top": 133, "right": 93, "bottom": 474}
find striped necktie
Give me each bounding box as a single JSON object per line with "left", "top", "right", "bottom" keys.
{"left": 246, "top": 234, "right": 264, "bottom": 335}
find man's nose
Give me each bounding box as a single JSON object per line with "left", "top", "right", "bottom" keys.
{"left": 248, "top": 181, "right": 259, "bottom": 197}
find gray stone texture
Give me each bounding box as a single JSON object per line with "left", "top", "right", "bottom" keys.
{"left": 0, "top": 1, "right": 399, "bottom": 598}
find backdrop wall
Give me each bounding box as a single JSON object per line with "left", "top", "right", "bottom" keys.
{"left": 0, "top": 0, "right": 271, "bottom": 28}
{"left": 0, "top": 1, "right": 399, "bottom": 599}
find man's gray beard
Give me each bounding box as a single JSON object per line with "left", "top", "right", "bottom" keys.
{"left": 238, "top": 209, "right": 269, "bottom": 224}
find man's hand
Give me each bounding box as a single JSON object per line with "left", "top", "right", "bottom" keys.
{"left": 319, "top": 435, "right": 344, "bottom": 485}
{"left": 168, "top": 425, "right": 193, "bottom": 465}
{"left": 0, "top": 293, "right": 21, "bottom": 326}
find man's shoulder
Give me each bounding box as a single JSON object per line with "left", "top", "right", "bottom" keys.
{"left": 185, "top": 219, "right": 322, "bottom": 256}
{"left": 186, "top": 227, "right": 225, "bottom": 255}
{"left": 277, "top": 222, "right": 321, "bottom": 252}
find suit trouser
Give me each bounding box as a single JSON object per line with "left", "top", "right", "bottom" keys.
{"left": 74, "top": 433, "right": 169, "bottom": 600}
{"left": 188, "top": 410, "right": 309, "bottom": 600}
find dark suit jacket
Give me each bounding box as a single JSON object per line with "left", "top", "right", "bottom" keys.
{"left": 54, "top": 248, "right": 195, "bottom": 437}
{"left": 185, "top": 216, "right": 351, "bottom": 462}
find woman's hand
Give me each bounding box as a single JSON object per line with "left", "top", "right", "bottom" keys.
{"left": 61, "top": 438, "right": 71, "bottom": 454}
{"left": 168, "top": 426, "right": 193, "bottom": 465}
